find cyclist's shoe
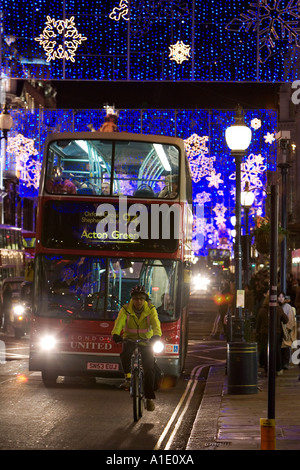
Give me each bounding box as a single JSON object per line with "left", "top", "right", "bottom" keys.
{"left": 146, "top": 399, "right": 155, "bottom": 411}
{"left": 119, "top": 380, "right": 130, "bottom": 391}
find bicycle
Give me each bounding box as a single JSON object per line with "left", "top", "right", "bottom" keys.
{"left": 124, "top": 338, "right": 147, "bottom": 422}
{"left": 122, "top": 337, "right": 164, "bottom": 421}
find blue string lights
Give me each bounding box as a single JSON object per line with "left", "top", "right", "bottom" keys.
{"left": 1, "top": 0, "right": 300, "bottom": 81}
{"left": 8, "top": 107, "right": 277, "bottom": 256}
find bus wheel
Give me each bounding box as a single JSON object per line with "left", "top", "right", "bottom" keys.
{"left": 42, "top": 370, "right": 58, "bottom": 387}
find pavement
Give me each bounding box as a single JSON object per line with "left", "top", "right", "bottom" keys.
{"left": 186, "top": 362, "right": 300, "bottom": 451}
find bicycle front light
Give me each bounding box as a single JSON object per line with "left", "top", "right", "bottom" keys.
{"left": 152, "top": 340, "right": 164, "bottom": 354}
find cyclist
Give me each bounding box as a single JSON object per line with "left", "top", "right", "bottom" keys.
{"left": 112, "top": 285, "right": 162, "bottom": 411}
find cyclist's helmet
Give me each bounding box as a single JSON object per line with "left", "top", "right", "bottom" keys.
{"left": 130, "top": 285, "right": 148, "bottom": 299}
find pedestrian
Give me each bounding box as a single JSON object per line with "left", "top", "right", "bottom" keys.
{"left": 256, "top": 292, "right": 289, "bottom": 376}
{"left": 278, "top": 292, "right": 296, "bottom": 369}
{"left": 276, "top": 295, "right": 289, "bottom": 376}
{"left": 294, "top": 279, "right": 300, "bottom": 313}
{"left": 111, "top": 285, "right": 162, "bottom": 411}
{"left": 218, "top": 280, "right": 232, "bottom": 340}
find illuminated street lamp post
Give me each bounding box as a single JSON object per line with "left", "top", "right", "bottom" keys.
{"left": 225, "top": 105, "right": 252, "bottom": 341}
{"left": 225, "top": 106, "right": 258, "bottom": 395}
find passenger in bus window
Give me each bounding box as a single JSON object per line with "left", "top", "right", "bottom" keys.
{"left": 158, "top": 175, "right": 178, "bottom": 198}
{"left": 133, "top": 184, "right": 155, "bottom": 198}
{"left": 101, "top": 181, "right": 110, "bottom": 195}
{"left": 46, "top": 166, "right": 77, "bottom": 195}
{"left": 158, "top": 175, "right": 171, "bottom": 197}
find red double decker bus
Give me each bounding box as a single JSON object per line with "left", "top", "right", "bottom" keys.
{"left": 29, "top": 132, "right": 193, "bottom": 386}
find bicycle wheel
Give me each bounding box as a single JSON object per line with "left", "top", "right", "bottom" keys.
{"left": 138, "top": 369, "right": 144, "bottom": 419}
{"left": 132, "top": 368, "right": 140, "bottom": 421}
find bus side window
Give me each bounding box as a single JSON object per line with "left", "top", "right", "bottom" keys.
{"left": 156, "top": 293, "right": 174, "bottom": 321}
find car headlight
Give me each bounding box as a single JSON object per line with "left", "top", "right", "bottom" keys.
{"left": 13, "top": 304, "right": 25, "bottom": 316}
{"left": 39, "top": 335, "right": 57, "bottom": 351}
{"left": 152, "top": 340, "right": 164, "bottom": 354}
{"left": 193, "top": 275, "right": 210, "bottom": 290}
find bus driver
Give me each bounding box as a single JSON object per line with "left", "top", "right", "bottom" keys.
{"left": 112, "top": 285, "right": 162, "bottom": 411}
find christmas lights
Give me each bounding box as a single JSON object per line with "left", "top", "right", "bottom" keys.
{"left": 7, "top": 107, "right": 277, "bottom": 256}
{"left": 169, "top": 41, "right": 191, "bottom": 64}
{"left": 34, "top": 16, "right": 87, "bottom": 62}
{"left": 0, "top": 0, "right": 298, "bottom": 81}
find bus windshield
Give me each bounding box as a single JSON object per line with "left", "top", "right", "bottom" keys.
{"left": 45, "top": 138, "right": 180, "bottom": 198}
{"left": 34, "top": 255, "right": 179, "bottom": 323}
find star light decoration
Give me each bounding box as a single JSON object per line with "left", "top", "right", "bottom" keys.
{"left": 264, "top": 132, "right": 276, "bottom": 144}
{"left": 206, "top": 170, "right": 224, "bottom": 189}
{"left": 35, "top": 16, "right": 87, "bottom": 62}
{"left": 6, "top": 134, "right": 41, "bottom": 189}
{"left": 169, "top": 40, "right": 191, "bottom": 64}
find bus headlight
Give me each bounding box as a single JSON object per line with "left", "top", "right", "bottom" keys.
{"left": 152, "top": 340, "right": 164, "bottom": 354}
{"left": 13, "top": 304, "right": 25, "bottom": 316}
{"left": 40, "top": 335, "right": 57, "bottom": 351}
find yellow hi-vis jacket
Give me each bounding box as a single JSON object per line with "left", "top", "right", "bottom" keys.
{"left": 111, "top": 299, "right": 162, "bottom": 340}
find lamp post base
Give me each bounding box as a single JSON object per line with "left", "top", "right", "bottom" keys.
{"left": 227, "top": 342, "right": 258, "bottom": 395}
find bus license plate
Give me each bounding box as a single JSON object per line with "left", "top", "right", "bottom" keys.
{"left": 87, "top": 362, "right": 119, "bottom": 371}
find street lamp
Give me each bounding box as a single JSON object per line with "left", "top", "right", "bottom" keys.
{"left": 225, "top": 105, "right": 252, "bottom": 341}
{"left": 241, "top": 181, "right": 255, "bottom": 287}
{"left": 0, "top": 103, "right": 13, "bottom": 141}
{"left": 225, "top": 106, "right": 258, "bottom": 395}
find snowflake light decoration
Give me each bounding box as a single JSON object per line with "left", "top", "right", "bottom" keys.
{"left": 206, "top": 170, "right": 224, "bottom": 189}
{"left": 194, "top": 191, "right": 211, "bottom": 205}
{"left": 226, "top": 0, "right": 300, "bottom": 62}
{"left": 251, "top": 118, "right": 261, "bottom": 130}
{"left": 109, "top": 0, "right": 129, "bottom": 21}
{"left": 6, "top": 134, "right": 41, "bottom": 189}
{"left": 213, "top": 203, "right": 227, "bottom": 227}
{"left": 184, "top": 134, "right": 209, "bottom": 158}
{"left": 35, "top": 16, "right": 87, "bottom": 62}
{"left": 229, "top": 153, "right": 267, "bottom": 189}
{"left": 169, "top": 40, "right": 191, "bottom": 64}
{"left": 184, "top": 134, "right": 216, "bottom": 183}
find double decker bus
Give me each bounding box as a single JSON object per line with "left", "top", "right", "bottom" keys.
{"left": 29, "top": 131, "right": 193, "bottom": 386}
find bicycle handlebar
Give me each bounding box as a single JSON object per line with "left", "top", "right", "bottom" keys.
{"left": 123, "top": 338, "right": 150, "bottom": 344}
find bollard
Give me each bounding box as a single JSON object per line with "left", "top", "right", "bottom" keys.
{"left": 227, "top": 342, "right": 258, "bottom": 394}
{"left": 260, "top": 418, "right": 276, "bottom": 450}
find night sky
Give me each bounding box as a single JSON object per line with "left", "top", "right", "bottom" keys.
{"left": 52, "top": 81, "right": 280, "bottom": 111}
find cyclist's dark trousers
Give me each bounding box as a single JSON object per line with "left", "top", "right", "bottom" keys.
{"left": 121, "top": 343, "right": 155, "bottom": 399}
